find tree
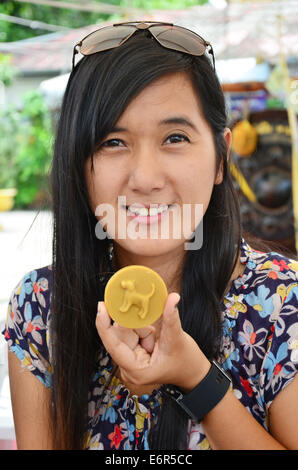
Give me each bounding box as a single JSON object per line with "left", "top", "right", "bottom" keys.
{"left": 0, "top": 0, "right": 208, "bottom": 42}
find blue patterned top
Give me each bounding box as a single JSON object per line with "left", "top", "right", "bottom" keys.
{"left": 2, "top": 239, "right": 298, "bottom": 449}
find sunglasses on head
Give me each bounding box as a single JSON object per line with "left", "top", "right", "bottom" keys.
{"left": 72, "top": 21, "right": 215, "bottom": 71}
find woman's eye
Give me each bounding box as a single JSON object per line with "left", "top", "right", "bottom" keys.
{"left": 101, "top": 138, "right": 124, "bottom": 148}
{"left": 166, "top": 133, "right": 190, "bottom": 144}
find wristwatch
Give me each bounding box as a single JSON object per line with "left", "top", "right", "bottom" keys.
{"left": 165, "top": 360, "right": 232, "bottom": 422}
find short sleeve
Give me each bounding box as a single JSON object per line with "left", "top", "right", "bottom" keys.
{"left": 260, "top": 280, "right": 298, "bottom": 410}
{"left": 1, "top": 267, "right": 53, "bottom": 388}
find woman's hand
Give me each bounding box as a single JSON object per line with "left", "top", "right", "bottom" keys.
{"left": 96, "top": 293, "right": 211, "bottom": 392}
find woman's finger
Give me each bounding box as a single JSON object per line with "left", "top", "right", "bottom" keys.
{"left": 96, "top": 302, "right": 136, "bottom": 367}
{"left": 159, "top": 292, "right": 182, "bottom": 351}
{"left": 113, "top": 322, "right": 140, "bottom": 350}
{"left": 133, "top": 325, "right": 155, "bottom": 353}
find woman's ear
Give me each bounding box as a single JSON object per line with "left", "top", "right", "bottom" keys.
{"left": 214, "top": 127, "right": 232, "bottom": 185}
{"left": 223, "top": 127, "right": 232, "bottom": 162}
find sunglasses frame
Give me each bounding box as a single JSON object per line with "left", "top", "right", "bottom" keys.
{"left": 72, "top": 21, "right": 215, "bottom": 71}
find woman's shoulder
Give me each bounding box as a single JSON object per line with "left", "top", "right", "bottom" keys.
{"left": 222, "top": 239, "right": 298, "bottom": 410}
{"left": 2, "top": 265, "right": 53, "bottom": 388}
{"left": 11, "top": 264, "right": 53, "bottom": 309}
{"left": 7, "top": 265, "right": 53, "bottom": 327}
{"left": 239, "top": 238, "right": 298, "bottom": 290}
{"left": 225, "top": 238, "right": 298, "bottom": 321}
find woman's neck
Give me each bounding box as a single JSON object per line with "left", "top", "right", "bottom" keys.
{"left": 113, "top": 245, "right": 185, "bottom": 294}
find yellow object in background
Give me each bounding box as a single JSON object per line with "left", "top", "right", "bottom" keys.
{"left": 232, "top": 119, "right": 258, "bottom": 157}
{"left": 229, "top": 162, "right": 257, "bottom": 203}
{"left": 104, "top": 265, "right": 168, "bottom": 328}
{"left": 0, "top": 188, "right": 17, "bottom": 212}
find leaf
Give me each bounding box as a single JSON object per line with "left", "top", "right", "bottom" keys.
{"left": 24, "top": 301, "right": 32, "bottom": 322}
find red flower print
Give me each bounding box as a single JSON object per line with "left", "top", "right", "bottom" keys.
{"left": 250, "top": 332, "right": 256, "bottom": 344}
{"left": 274, "top": 363, "right": 282, "bottom": 375}
{"left": 267, "top": 325, "right": 275, "bottom": 342}
{"left": 240, "top": 376, "right": 254, "bottom": 397}
{"left": 25, "top": 321, "right": 34, "bottom": 333}
{"left": 108, "top": 424, "right": 125, "bottom": 450}
{"left": 268, "top": 271, "right": 278, "bottom": 280}
{"left": 272, "top": 259, "right": 289, "bottom": 272}
{"left": 33, "top": 282, "right": 39, "bottom": 294}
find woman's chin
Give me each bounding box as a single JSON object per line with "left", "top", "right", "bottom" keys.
{"left": 115, "top": 237, "right": 185, "bottom": 259}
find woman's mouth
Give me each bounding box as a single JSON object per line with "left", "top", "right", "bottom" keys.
{"left": 124, "top": 204, "right": 174, "bottom": 224}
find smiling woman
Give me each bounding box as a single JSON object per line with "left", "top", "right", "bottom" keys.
{"left": 2, "top": 21, "right": 298, "bottom": 451}
{"left": 85, "top": 72, "right": 222, "bottom": 260}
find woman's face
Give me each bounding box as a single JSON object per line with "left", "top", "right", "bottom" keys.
{"left": 85, "top": 71, "right": 231, "bottom": 259}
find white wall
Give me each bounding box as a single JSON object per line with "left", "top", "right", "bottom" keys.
{"left": 2, "top": 75, "right": 55, "bottom": 108}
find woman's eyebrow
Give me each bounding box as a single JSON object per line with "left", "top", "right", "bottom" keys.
{"left": 159, "top": 116, "right": 199, "bottom": 133}
{"left": 109, "top": 117, "right": 200, "bottom": 134}
{"left": 109, "top": 126, "right": 127, "bottom": 133}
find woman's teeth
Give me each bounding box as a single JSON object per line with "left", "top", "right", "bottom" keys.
{"left": 127, "top": 205, "right": 170, "bottom": 216}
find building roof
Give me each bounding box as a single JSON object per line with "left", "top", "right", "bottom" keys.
{"left": 178, "top": 0, "right": 298, "bottom": 61}
{"left": 0, "top": 25, "right": 96, "bottom": 75}
{"left": 0, "top": 1, "right": 297, "bottom": 75}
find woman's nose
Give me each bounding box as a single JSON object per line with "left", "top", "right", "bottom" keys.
{"left": 127, "top": 147, "right": 166, "bottom": 194}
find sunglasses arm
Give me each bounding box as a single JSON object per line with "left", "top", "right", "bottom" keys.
{"left": 72, "top": 44, "right": 81, "bottom": 71}
{"left": 207, "top": 44, "right": 216, "bottom": 72}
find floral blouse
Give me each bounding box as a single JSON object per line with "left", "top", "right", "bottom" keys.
{"left": 2, "top": 239, "right": 298, "bottom": 450}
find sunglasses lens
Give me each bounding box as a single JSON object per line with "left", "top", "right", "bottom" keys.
{"left": 150, "top": 25, "right": 206, "bottom": 56}
{"left": 80, "top": 25, "right": 135, "bottom": 55}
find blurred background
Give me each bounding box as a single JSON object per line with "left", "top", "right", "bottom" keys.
{"left": 0, "top": 0, "right": 297, "bottom": 449}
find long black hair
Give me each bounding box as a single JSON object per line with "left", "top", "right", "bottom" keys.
{"left": 50, "top": 30, "right": 242, "bottom": 449}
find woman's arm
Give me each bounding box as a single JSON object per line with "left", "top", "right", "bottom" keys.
{"left": 268, "top": 373, "right": 298, "bottom": 449}
{"left": 202, "top": 374, "right": 298, "bottom": 450}
{"left": 8, "top": 349, "right": 53, "bottom": 450}
{"left": 201, "top": 388, "right": 284, "bottom": 450}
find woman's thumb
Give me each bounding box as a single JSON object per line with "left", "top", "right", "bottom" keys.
{"left": 161, "top": 293, "right": 181, "bottom": 339}
{"left": 96, "top": 301, "right": 111, "bottom": 331}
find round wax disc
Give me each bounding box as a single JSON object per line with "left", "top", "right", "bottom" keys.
{"left": 104, "top": 265, "right": 168, "bottom": 328}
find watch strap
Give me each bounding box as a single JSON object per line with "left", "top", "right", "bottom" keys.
{"left": 165, "top": 360, "right": 231, "bottom": 422}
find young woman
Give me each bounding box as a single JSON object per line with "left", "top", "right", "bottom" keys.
{"left": 3, "top": 22, "right": 298, "bottom": 450}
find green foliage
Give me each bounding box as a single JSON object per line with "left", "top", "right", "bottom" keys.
{"left": 0, "top": 0, "right": 208, "bottom": 42}
{"left": 0, "top": 1, "right": 115, "bottom": 42}
{"left": 0, "top": 0, "right": 112, "bottom": 42}
{"left": 0, "top": 53, "right": 18, "bottom": 86}
{"left": 127, "top": 0, "right": 207, "bottom": 8}
{"left": 0, "top": 106, "right": 19, "bottom": 189}
{"left": 0, "top": 90, "right": 53, "bottom": 208}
